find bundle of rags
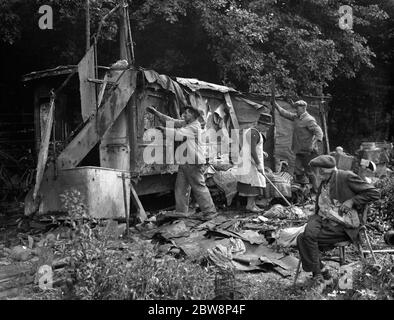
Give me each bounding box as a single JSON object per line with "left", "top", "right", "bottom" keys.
{"left": 264, "top": 171, "right": 292, "bottom": 199}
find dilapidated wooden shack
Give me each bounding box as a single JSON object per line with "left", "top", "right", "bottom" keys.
{"left": 22, "top": 56, "right": 330, "bottom": 221}
{"left": 22, "top": 4, "right": 331, "bottom": 220}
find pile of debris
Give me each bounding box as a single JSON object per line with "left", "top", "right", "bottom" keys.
{"left": 132, "top": 205, "right": 314, "bottom": 276}
{"left": 0, "top": 203, "right": 316, "bottom": 299}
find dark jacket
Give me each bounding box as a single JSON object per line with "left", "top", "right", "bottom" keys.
{"left": 277, "top": 109, "right": 323, "bottom": 154}
{"left": 315, "top": 169, "right": 380, "bottom": 242}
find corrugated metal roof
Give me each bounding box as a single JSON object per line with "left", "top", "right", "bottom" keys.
{"left": 176, "top": 77, "right": 237, "bottom": 93}
{"left": 21, "top": 65, "right": 110, "bottom": 82}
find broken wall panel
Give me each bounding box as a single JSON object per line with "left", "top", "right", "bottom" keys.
{"left": 273, "top": 100, "right": 296, "bottom": 172}
{"left": 78, "top": 45, "right": 97, "bottom": 122}
{"left": 133, "top": 90, "right": 179, "bottom": 177}
{"left": 57, "top": 70, "right": 136, "bottom": 169}
{"left": 100, "top": 107, "right": 130, "bottom": 171}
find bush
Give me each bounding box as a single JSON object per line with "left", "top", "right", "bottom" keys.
{"left": 352, "top": 257, "right": 394, "bottom": 300}
{"left": 372, "top": 176, "right": 394, "bottom": 228}
{"left": 76, "top": 240, "right": 215, "bottom": 300}
{"left": 56, "top": 188, "right": 215, "bottom": 300}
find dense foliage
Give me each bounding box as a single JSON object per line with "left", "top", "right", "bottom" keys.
{"left": 1, "top": 0, "right": 393, "bottom": 151}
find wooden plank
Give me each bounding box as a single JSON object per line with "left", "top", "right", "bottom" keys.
{"left": 121, "top": 173, "right": 130, "bottom": 235}
{"left": 319, "top": 102, "right": 330, "bottom": 154}
{"left": 130, "top": 94, "right": 138, "bottom": 172}
{"left": 87, "top": 78, "right": 116, "bottom": 85}
{"left": 57, "top": 69, "right": 136, "bottom": 170}
{"left": 224, "top": 93, "right": 240, "bottom": 162}
{"left": 0, "top": 265, "right": 33, "bottom": 281}
{"left": 224, "top": 93, "right": 240, "bottom": 129}
{"left": 130, "top": 181, "right": 147, "bottom": 223}
{"left": 33, "top": 92, "right": 55, "bottom": 201}
{"left": 97, "top": 74, "right": 109, "bottom": 108}
{"left": 78, "top": 45, "right": 97, "bottom": 122}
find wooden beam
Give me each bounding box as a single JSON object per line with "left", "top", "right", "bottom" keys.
{"left": 224, "top": 93, "right": 240, "bottom": 162}
{"left": 78, "top": 46, "right": 97, "bottom": 121}
{"left": 224, "top": 93, "right": 240, "bottom": 129}
{"left": 121, "top": 173, "right": 130, "bottom": 235}
{"left": 57, "top": 69, "right": 136, "bottom": 169}
{"left": 129, "top": 181, "right": 147, "bottom": 223}
{"left": 319, "top": 102, "right": 330, "bottom": 154}
{"left": 87, "top": 78, "right": 117, "bottom": 85}
{"left": 33, "top": 91, "right": 55, "bottom": 201}
{"left": 97, "top": 73, "right": 109, "bottom": 107}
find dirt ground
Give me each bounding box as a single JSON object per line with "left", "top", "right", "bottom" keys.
{"left": 1, "top": 203, "right": 393, "bottom": 300}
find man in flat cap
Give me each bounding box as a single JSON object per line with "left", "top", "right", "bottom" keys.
{"left": 236, "top": 113, "right": 274, "bottom": 212}
{"left": 146, "top": 105, "right": 217, "bottom": 217}
{"left": 297, "top": 155, "right": 379, "bottom": 288}
{"left": 272, "top": 98, "right": 323, "bottom": 185}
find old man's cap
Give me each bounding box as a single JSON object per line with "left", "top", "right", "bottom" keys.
{"left": 309, "top": 155, "right": 336, "bottom": 169}
{"left": 294, "top": 100, "right": 307, "bottom": 107}
{"left": 257, "top": 113, "right": 274, "bottom": 126}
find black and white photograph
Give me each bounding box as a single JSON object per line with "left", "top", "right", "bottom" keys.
{"left": 0, "top": 0, "right": 393, "bottom": 306}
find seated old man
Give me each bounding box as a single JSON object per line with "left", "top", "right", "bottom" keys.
{"left": 296, "top": 155, "right": 380, "bottom": 287}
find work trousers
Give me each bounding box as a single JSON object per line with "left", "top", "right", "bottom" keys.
{"left": 297, "top": 214, "right": 350, "bottom": 274}
{"left": 294, "top": 151, "right": 319, "bottom": 183}
{"left": 175, "top": 164, "right": 216, "bottom": 214}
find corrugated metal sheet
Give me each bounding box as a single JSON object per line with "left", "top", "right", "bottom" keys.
{"left": 176, "top": 77, "right": 237, "bottom": 93}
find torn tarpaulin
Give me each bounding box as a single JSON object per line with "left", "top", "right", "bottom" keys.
{"left": 153, "top": 220, "right": 191, "bottom": 241}
{"left": 207, "top": 238, "right": 246, "bottom": 270}
{"left": 231, "top": 242, "right": 299, "bottom": 276}
{"left": 143, "top": 70, "right": 187, "bottom": 112}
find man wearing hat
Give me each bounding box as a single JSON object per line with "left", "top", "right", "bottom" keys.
{"left": 236, "top": 113, "right": 274, "bottom": 213}
{"left": 297, "top": 155, "right": 379, "bottom": 288}
{"left": 146, "top": 105, "right": 217, "bottom": 217}
{"left": 272, "top": 98, "right": 323, "bottom": 185}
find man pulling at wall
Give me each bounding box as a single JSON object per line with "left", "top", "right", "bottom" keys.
{"left": 272, "top": 98, "right": 324, "bottom": 185}
{"left": 146, "top": 105, "right": 217, "bottom": 218}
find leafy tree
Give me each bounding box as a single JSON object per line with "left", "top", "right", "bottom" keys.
{"left": 130, "top": 0, "right": 388, "bottom": 96}
{"left": 0, "top": 0, "right": 392, "bottom": 152}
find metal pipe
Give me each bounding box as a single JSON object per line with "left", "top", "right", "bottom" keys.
{"left": 362, "top": 228, "right": 378, "bottom": 264}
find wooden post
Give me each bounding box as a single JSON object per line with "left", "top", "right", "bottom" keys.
{"left": 224, "top": 93, "right": 240, "bottom": 163}
{"left": 320, "top": 100, "right": 330, "bottom": 154}
{"left": 129, "top": 180, "right": 147, "bottom": 223}
{"left": 270, "top": 78, "right": 277, "bottom": 171}
{"left": 33, "top": 90, "right": 56, "bottom": 200}
{"left": 121, "top": 173, "right": 129, "bottom": 236}
{"left": 85, "top": 0, "right": 90, "bottom": 53}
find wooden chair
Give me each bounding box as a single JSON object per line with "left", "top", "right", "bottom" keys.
{"left": 293, "top": 205, "right": 376, "bottom": 286}
{"left": 293, "top": 241, "right": 352, "bottom": 286}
